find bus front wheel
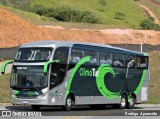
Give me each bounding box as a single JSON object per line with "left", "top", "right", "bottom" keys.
{"left": 119, "top": 95, "right": 127, "bottom": 109}
{"left": 31, "top": 105, "right": 41, "bottom": 111}
{"left": 64, "top": 95, "right": 75, "bottom": 111}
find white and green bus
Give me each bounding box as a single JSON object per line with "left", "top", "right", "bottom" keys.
{"left": 1, "top": 41, "right": 150, "bottom": 111}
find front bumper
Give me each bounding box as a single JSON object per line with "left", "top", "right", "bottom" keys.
{"left": 11, "top": 97, "right": 49, "bottom": 105}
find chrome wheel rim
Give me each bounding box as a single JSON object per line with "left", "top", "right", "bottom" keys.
{"left": 121, "top": 98, "right": 126, "bottom": 107}
{"left": 129, "top": 98, "right": 134, "bottom": 106}
{"left": 67, "top": 98, "right": 72, "bottom": 107}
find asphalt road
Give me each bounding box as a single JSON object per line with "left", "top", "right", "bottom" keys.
{"left": 0, "top": 104, "right": 160, "bottom": 116}
{"left": 0, "top": 116, "right": 159, "bottom": 119}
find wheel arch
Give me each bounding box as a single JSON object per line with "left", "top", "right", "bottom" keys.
{"left": 121, "top": 92, "right": 128, "bottom": 99}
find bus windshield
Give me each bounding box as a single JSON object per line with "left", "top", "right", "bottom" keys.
{"left": 11, "top": 66, "right": 48, "bottom": 89}
{"left": 15, "top": 48, "right": 52, "bottom": 62}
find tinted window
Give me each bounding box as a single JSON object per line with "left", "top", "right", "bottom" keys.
{"left": 53, "top": 47, "right": 69, "bottom": 64}
{"left": 99, "top": 51, "right": 112, "bottom": 65}
{"left": 70, "top": 48, "right": 84, "bottom": 64}
{"left": 50, "top": 47, "right": 69, "bottom": 89}
{"left": 125, "top": 54, "right": 136, "bottom": 68}
{"left": 136, "top": 56, "right": 148, "bottom": 69}
{"left": 84, "top": 50, "right": 98, "bottom": 65}
{"left": 113, "top": 54, "right": 124, "bottom": 67}
{"left": 15, "top": 48, "right": 52, "bottom": 62}
{"left": 11, "top": 66, "right": 47, "bottom": 89}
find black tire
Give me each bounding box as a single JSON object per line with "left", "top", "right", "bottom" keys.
{"left": 31, "top": 105, "right": 41, "bottom": 111}
{"left": 119, "top": 95, "right": 127, "bottom": 109}
{"left": 127, "top": 95, "right": 136, "bottom": 109}
{"left": 64, "top": 95, "right": 75, "bottom": 111}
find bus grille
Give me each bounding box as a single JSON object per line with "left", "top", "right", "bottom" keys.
{"left": 17, "top": 96, "right": 37, "bottom": 99}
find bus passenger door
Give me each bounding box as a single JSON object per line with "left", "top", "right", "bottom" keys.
{"left": 49, "top": 63, "right": 60, "bottom": 105}
{"left": 52, "top": 47, "right": 69, "bottom": 105}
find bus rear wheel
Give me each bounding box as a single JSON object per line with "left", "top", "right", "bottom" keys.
{"left": 127, "top": 95, "right": 136, "bottom": 109}
{"left": 31, "top": 105, "right": 41, "bottom": 111}
{"left": 64, "top": 95, "right": 75, "bottom": 111}
{"left": 119, "top": 95, "right": 127, "bottom": 109}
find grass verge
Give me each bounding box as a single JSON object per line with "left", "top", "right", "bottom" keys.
{"left": 147, "top": 51, "right": 160, "bottom": 104}
{"left": 0, "top": 74, "right": 11, "bottom": 103}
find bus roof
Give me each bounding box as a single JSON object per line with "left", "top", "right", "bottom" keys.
{"left": 20, "top": 40, "right": 148, "bottom": 56}
{"left": 20, "top": 40, "right": 112, "bottom": 48}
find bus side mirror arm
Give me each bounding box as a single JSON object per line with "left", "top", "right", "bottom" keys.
{"left": 126, "top": 60, "right": 135, "bottom": 78}
{"left": 1, "top": 60, "right": 14, "bottom": 74}
{"left": 43, "top": 60, "right": 60, "bottom": 74}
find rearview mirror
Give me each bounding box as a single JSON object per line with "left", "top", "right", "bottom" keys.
{"left": 1, "top": 60, "right": 14, "bottom": 74}
{"left": 127, "top": 60, "right": 135, "bottom": 68}
{"left": 43, "top": 60, "right": 60, "bottom": 74}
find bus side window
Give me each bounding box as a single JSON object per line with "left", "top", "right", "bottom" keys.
{"left": 99, "top": 51, "right": 112, "bottom": 66}
{"left": 125, "top": 54, "right": 135, "bottom": 68}
{"left": 53, "top": 47, "right": 69, "bottom": 64}
{"left": 50, "top": 47, "right": 69, "bottom": 89}
{"left": 84, "top": 50, "right": 98, "bottom": 65}
{"left": 137, "top": 56, "right": 148, "bottom": 69}
{"left": 113, "top": 54, "right": 124, "bottom": 67}
{"left": 70, "top": 49, "right": 84, "bottom": 64}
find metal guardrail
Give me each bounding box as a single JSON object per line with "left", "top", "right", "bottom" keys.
{"left": 0, "top": 47, "right": 19, "bottom": 60}
{"left": 111, "top": 44, "right": 160, "bottom": 52}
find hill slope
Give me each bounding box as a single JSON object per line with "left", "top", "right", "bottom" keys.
{"left": 0, "top": 0, "right": 148, "bottom": 29}
{"left": 30, "top": 0, "right": 146, "bottom": 29}
{"left": 140, "top": 0, "right": 160, "bottom": 20}
{"left": 0, "top": 7, "right": 160, "bottom": 48}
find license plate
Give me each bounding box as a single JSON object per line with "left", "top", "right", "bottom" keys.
{"left": 22, "top": 100, "right": 29, "bottom": 104}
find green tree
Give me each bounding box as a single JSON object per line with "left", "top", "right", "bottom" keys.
{"left": 140, "top": 19, "right": 160, "bottom": 30}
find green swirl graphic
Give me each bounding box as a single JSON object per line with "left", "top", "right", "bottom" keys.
{"left": 96, "top": 64, "right": 121, "bottom": 99}
{"left": 65, "top": 56, "right": 90, "bottom": 97}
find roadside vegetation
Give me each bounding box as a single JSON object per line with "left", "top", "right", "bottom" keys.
{"left": 0, "top": 51, "right": 160, "bottom": 103}
{"left": 140, "top": 17, "right": 160, "bottom": 30}
{"left": 0, "top": 0, "right": 147, "bottom": 29}
{"left": 0, "top": 4, "right": 126, "bottom": 29}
